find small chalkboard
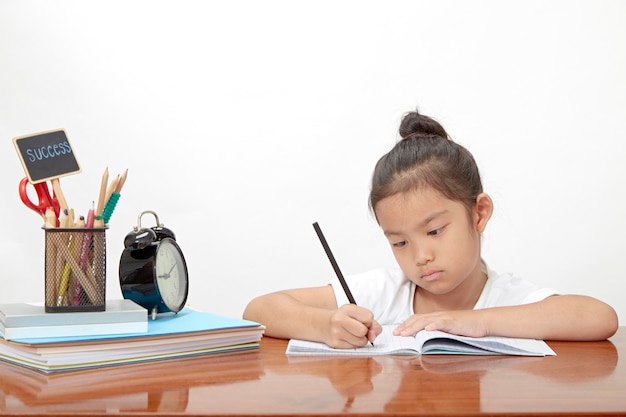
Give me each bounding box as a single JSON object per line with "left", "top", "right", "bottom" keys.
{"left": 13, "top": 129, "right": 81, "bottom": 184}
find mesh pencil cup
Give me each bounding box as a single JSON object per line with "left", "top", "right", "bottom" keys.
{"left": 44, "top": 227, "right": 106, "bottom": 312}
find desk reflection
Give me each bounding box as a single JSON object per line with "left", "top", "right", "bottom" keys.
{"left": 389, "top": 339, "right": 618, "bottom": 414}
{"left": 0, "top": 351, "right": 263, "bottom": 414}
{"left": 480, "top": 339, "right": 620, "bottom": 414}
{"left": 0, "top": 335, "right": 622, "bottom": 416}
{"left": 271, "top": 338, "right": 619, "bottom": 415}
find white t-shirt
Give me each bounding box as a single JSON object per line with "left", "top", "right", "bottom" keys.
{"left": 329, "top": 264, "right": 558, "bottom": 325}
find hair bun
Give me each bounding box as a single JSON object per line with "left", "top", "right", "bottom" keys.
{"left": 399, "top": 110, "right": 448, "bottom": 140}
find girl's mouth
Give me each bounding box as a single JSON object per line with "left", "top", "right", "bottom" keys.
{"left": 421, "top": 270, "right": 442, "bottom": 281}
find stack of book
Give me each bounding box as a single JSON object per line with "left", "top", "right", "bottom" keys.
{"left": 0, "top": 300, "right": 265, "bottom": 373}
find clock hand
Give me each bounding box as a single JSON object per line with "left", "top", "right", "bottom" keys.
{"left": 158, "top": 263, "right": 177, "bottom": 279}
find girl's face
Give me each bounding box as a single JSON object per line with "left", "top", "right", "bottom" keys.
{"left": 375, "top": 188, "right": 492, "bottom": 300}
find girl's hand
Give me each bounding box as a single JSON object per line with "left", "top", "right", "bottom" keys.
{"left": 325, "top": 304, "right": 382, "bottom": 348}
{"left": 393, "top": 310, "right": 489, "bottom": 338}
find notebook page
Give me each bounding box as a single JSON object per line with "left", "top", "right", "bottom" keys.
{"left": 416, "top": 330, "right": 556, "bottom": 356}
{"left": 286, "top": 326, "right": 419, "bottom": 356}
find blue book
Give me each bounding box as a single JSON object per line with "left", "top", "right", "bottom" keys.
{"left": 10, "top": 307, "right": 262, "bottom": 344}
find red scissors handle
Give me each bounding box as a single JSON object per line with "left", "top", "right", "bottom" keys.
{"left": 19, "top": 177, "right": 61, "bottom": 220}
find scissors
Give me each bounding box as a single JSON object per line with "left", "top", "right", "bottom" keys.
{"left": 19, "top": 177, "right": 61, "bottom": 224}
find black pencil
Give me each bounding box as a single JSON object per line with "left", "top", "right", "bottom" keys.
{"left": 312, "top": 222, "right": 374, "bottom": 346}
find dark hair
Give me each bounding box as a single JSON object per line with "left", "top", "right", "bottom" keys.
{"left": 369, "top": 109, "right": 483, "bottom": 218}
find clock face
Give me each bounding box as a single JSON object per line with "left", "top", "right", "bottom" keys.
{"left": 154, "top": 238, "right": 188, "bottom": 312}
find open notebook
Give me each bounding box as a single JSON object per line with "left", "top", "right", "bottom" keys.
{"left": 286, "top": 325, "right": 556, "bottom": 357}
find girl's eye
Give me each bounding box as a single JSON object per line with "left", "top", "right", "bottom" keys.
{"left": 392, "top": 240, "right": 407, "bottom": 248}
{"left": 428, "top": 226, "right": 445, "bottom": 236}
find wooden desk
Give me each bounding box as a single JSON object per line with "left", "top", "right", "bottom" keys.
{"left": 1, "top": 327, "right": 624, "bottom": 416}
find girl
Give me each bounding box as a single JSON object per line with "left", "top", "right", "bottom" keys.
{"left": 243, "top": 109, "right": 618, "bottom": 348}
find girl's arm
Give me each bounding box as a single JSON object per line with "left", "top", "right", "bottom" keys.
{"left": 243, "top": 285, "right": 382, "bottom": 348}
{"left": 394, "top": 295, "right": 618, "bottom": 341}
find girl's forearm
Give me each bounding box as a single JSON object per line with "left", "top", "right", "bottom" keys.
{"left": 243, "top": 292, "right": 333, "bottom": 342}
{"left": 482, "top": 295, "right": 618, "bottom": 341}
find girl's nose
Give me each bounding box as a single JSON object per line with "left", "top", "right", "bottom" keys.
{"left": 414, "top": 245, "right": 433, "bottom": 266}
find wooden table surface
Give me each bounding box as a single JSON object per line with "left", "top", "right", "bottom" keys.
{"left": 1, "top": 327, "right": 624, "bottom": 416}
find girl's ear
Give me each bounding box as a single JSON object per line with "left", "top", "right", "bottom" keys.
{"left": 474, "top": 193, "right": 494, "bottom": 233}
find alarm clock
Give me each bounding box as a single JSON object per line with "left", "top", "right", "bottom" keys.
{"left": 119, "top": 210, "right": 189, "bottom": 320}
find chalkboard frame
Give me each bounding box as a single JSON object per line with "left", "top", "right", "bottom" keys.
{"left": 13, "top": 129, "right": 82, "bottom": 184}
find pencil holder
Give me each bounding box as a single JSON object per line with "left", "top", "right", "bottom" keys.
{"left": 44, "top": 227, "right": 107, "bottom": 312}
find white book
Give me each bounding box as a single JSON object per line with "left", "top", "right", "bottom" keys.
{"left": 286, "top": 325, "right": 556, "bottom": 357}
{"left": 0, "top": 299, "right": 147, "bottom": 341}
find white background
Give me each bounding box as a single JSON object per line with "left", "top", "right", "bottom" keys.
{"left": 1, "top": 1, "right": 624, "bottom": 324}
